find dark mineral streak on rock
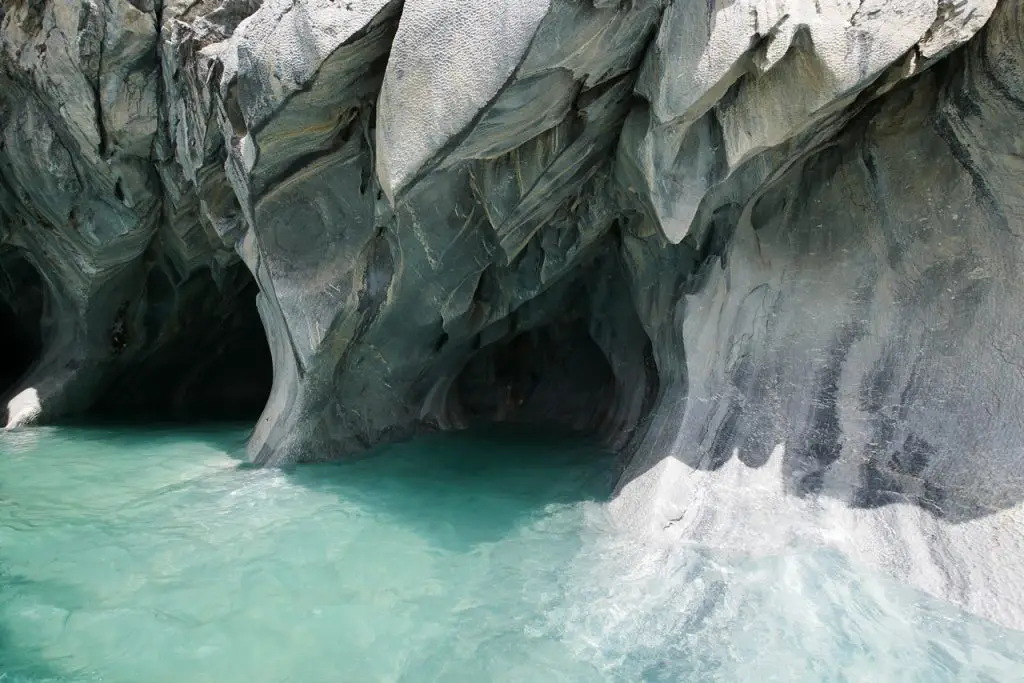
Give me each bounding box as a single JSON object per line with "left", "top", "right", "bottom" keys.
{"left": 2, "top": 0, "right": 1024, "bottom": 628}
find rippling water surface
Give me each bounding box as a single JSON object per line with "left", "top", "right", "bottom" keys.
{"left": 1, "top": 425, "right": 1023, "bottom": 682}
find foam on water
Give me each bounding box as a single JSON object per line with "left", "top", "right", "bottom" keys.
{"left": 1, "top": 426, "right": 1022, "bottom": 682}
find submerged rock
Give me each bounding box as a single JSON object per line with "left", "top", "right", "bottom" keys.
{"left": 1, "top": 0, "right": 1023, "bottom": 627}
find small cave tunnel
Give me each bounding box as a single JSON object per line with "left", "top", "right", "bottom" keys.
{"left": 0, "top": 249, "right": 45, "bottom": 401}
{"left": 89, "top": 262, "right": 273, "bottom": 423}
{"left": 451, "top": 315, "right": 617, "bottom": 434}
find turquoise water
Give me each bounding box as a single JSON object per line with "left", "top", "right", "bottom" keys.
{"left": 1, "top": 426, "right": 1023, "bottom": 682}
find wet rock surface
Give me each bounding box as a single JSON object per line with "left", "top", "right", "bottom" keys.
{"left": 2, "top": 0, "right": 1023, "bottom": 627}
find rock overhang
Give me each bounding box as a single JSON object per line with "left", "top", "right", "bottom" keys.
{"left": 2, "top": 0, "right": 1024, "bottom": 628}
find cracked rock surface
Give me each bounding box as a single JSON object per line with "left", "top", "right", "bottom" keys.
{"left": 2, "top": 0, "right": 1023, "bottom": 628}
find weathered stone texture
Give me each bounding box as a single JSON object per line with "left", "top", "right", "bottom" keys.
{"left": 2, "top": 0, "right": 1023, "bottom": 628}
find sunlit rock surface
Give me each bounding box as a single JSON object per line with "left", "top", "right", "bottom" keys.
{"left": 613, "top": 2, "right": 1024, "bottom": 629}
{"left": 2, "top": 0, "right": 1023, "bottom": 627}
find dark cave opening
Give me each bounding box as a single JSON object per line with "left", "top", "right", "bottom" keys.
{"left": 89, "top": 263, "right": 273, "bottom": 423}
{"left": 452, "top": 316, "right": 616, "bottom": 434}
{"left": 0, "top": 249, "right": 45, "bottom": 400}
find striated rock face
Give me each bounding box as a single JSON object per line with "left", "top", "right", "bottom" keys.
{"left": 2, "top": 0, "right": 1023, "bottom": 626}
{"left": 614, "top": 3, "right": 1024, "bottom": 626}
{"left": 0, "top": 0, "right": 270, "bottom": 422}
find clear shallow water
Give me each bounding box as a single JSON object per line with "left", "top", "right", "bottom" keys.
{"left": 0, "top": 426, "right": 1022, "bottom": 683}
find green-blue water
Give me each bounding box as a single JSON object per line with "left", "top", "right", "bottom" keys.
{"left": 1, "top": 426, "right": 1023, "bottom": 682}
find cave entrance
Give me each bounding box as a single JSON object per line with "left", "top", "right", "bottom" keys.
{"left": 0, "top": 249, "right": 45, "bottom": 400}
{"left": 89, "top": 262, "right": 273, "bottom": 423}
{"left": 453, "top": 316, "right": 615, "bottom": 433}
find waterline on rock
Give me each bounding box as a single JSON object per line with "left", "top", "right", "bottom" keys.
{"left": 0, "top": 426, "right": 1022, "bottom": 682}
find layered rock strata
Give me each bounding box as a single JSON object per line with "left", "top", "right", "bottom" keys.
{"left": 1, "top": 0, "right": 1022, "bottom": 627}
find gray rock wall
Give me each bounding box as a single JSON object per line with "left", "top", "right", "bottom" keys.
{"left": 2, "top": 0, "right": 1023, "bottom": 626}
{"left": 612, "top": 0, "right": 1024, "bottom": 628}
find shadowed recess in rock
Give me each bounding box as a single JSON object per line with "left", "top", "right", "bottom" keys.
{"left": 453, "top": 316, "right": 616, "bottom": 433}
{"left": 0, "top": 249, "right": 44, "bottom": 402}
{"left": 86, "top": 263, "right": 272, "bottom": 422}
